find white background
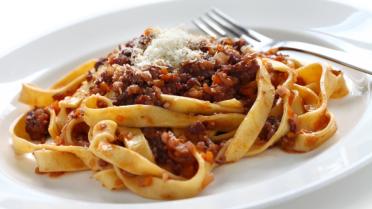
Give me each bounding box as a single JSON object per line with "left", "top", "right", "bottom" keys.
{"left": 1, "top": 0, "right": 372, "bottom": 208}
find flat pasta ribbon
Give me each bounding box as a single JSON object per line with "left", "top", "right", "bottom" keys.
{"left": 246, "top": 59, "right": 294, "bottom": 156}
{"left": 219, "top": 59, "right": 275, "bottom": 162}
{"left": 19, "top": 60, "right": 95, "bottom": 107}
{"left": 82, "top": 95, "right": 245, "bottom": 131}
{"left": 289, "top": 63, "right": 348, "bottom": 152}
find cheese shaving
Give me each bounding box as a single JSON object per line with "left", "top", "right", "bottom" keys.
{"left": 134, "top": 28, "right": 205, "bottom": 67}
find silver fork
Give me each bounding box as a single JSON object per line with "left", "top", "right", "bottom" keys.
{"left": 193, "top": 8, "right": 372, "bottom": 75}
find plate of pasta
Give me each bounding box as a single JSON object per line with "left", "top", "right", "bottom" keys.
{"left": 0, "top": 0, "right": 372, "bottom": 209}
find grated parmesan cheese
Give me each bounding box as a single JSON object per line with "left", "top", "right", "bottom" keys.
{"left": 133, "top": 28, "right": 206, "bottom": 68}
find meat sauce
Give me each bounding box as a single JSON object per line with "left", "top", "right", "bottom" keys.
{"left": 142, "top": 127, "right": 199, "bottom": 178}
{"left": 90, "top": 34, "right": 259, "bottom": 108}
{"left": 24, "top": 30, "right": 300, "bottom": 177}
{"left": 25, "top": 108, "right": 50, "bottom": 142}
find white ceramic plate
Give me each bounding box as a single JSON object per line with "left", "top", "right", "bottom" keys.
{"left": 0, "top": 0, "right": 371, "bottom": 209}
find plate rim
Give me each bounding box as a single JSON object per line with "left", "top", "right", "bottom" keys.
{"left": 0, "top": 0, "right": 372, "bottom": 209}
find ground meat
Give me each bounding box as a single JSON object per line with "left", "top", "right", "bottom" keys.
{"left": 270, "top": 70, "right": 288, "bottom": 88}
{"left": 52, "top": 93, "right": 66, "bottom": 101}
{"left": 96, "top": 100, "right": 108, "bottom": 108}
{"left": 233, "top": 39, "right": 247, "bottom": 51}
{"left": 288, "top": 118, "right": 298, "bottom": 133}
{"left": 94, "top": 58, "right": 107, "bottom": 70}
{"left": 184, "top": 122, "right": 220, "bottom": 156}
{"left": 89, "top": 35, "right": 259, "bottom": 110}
{"left": 187, "top": 122, "right": 207, "bottom": 137}
{"left": 161, "top": 132, "right": 194, "bottom": 162}
{"left": 100, "top": 70, "right": 114, "bottom": 84}
{"left": 261, "top": 50, "right": 289, "bottom": 64}
{"left": 280, "top": 135, "right": 296, "bottom": 152}
{"left": 142, "top": 128, "right": 169, "bottom": 164}
{"left": 109, "top": 53, "right": 130, "bottom": 66}
{"left": 258, "top": 116, "right": 281, "bottom": 141}
{"left": 143, "top": 124, "right": 219, "bottom": 175}
{"left": 86, "top": 71, "right": 94, "bottom": 82}
{"left": 71, "top": 122, "right": 90, "bottom": 147}
{"left": 114, "top": 86, "right": 162, "bottom": 106}
{"left": 25, "top": 108, "right": 50, "bottom": 142}
{"left": 142, "top": 128, "right": 197, "bottom": 178}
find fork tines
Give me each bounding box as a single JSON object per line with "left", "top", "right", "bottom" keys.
{"left": 193, "top": 8, "right": 272, "bottom": 47}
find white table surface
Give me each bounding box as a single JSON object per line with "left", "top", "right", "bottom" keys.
{"left": 1, "top": 0, "right": 372, "bottom": 208}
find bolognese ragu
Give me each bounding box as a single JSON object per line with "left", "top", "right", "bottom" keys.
{"left": 11, "top": 28, "right": 349, "bottom": 199}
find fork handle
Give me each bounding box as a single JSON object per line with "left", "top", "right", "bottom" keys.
{"left": 276, "top": 41, "right": 372, "bottom": 75}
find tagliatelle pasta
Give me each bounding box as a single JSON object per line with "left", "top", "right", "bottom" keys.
{"left": 10, "top": 28, "right": 349, "bottom": 199}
